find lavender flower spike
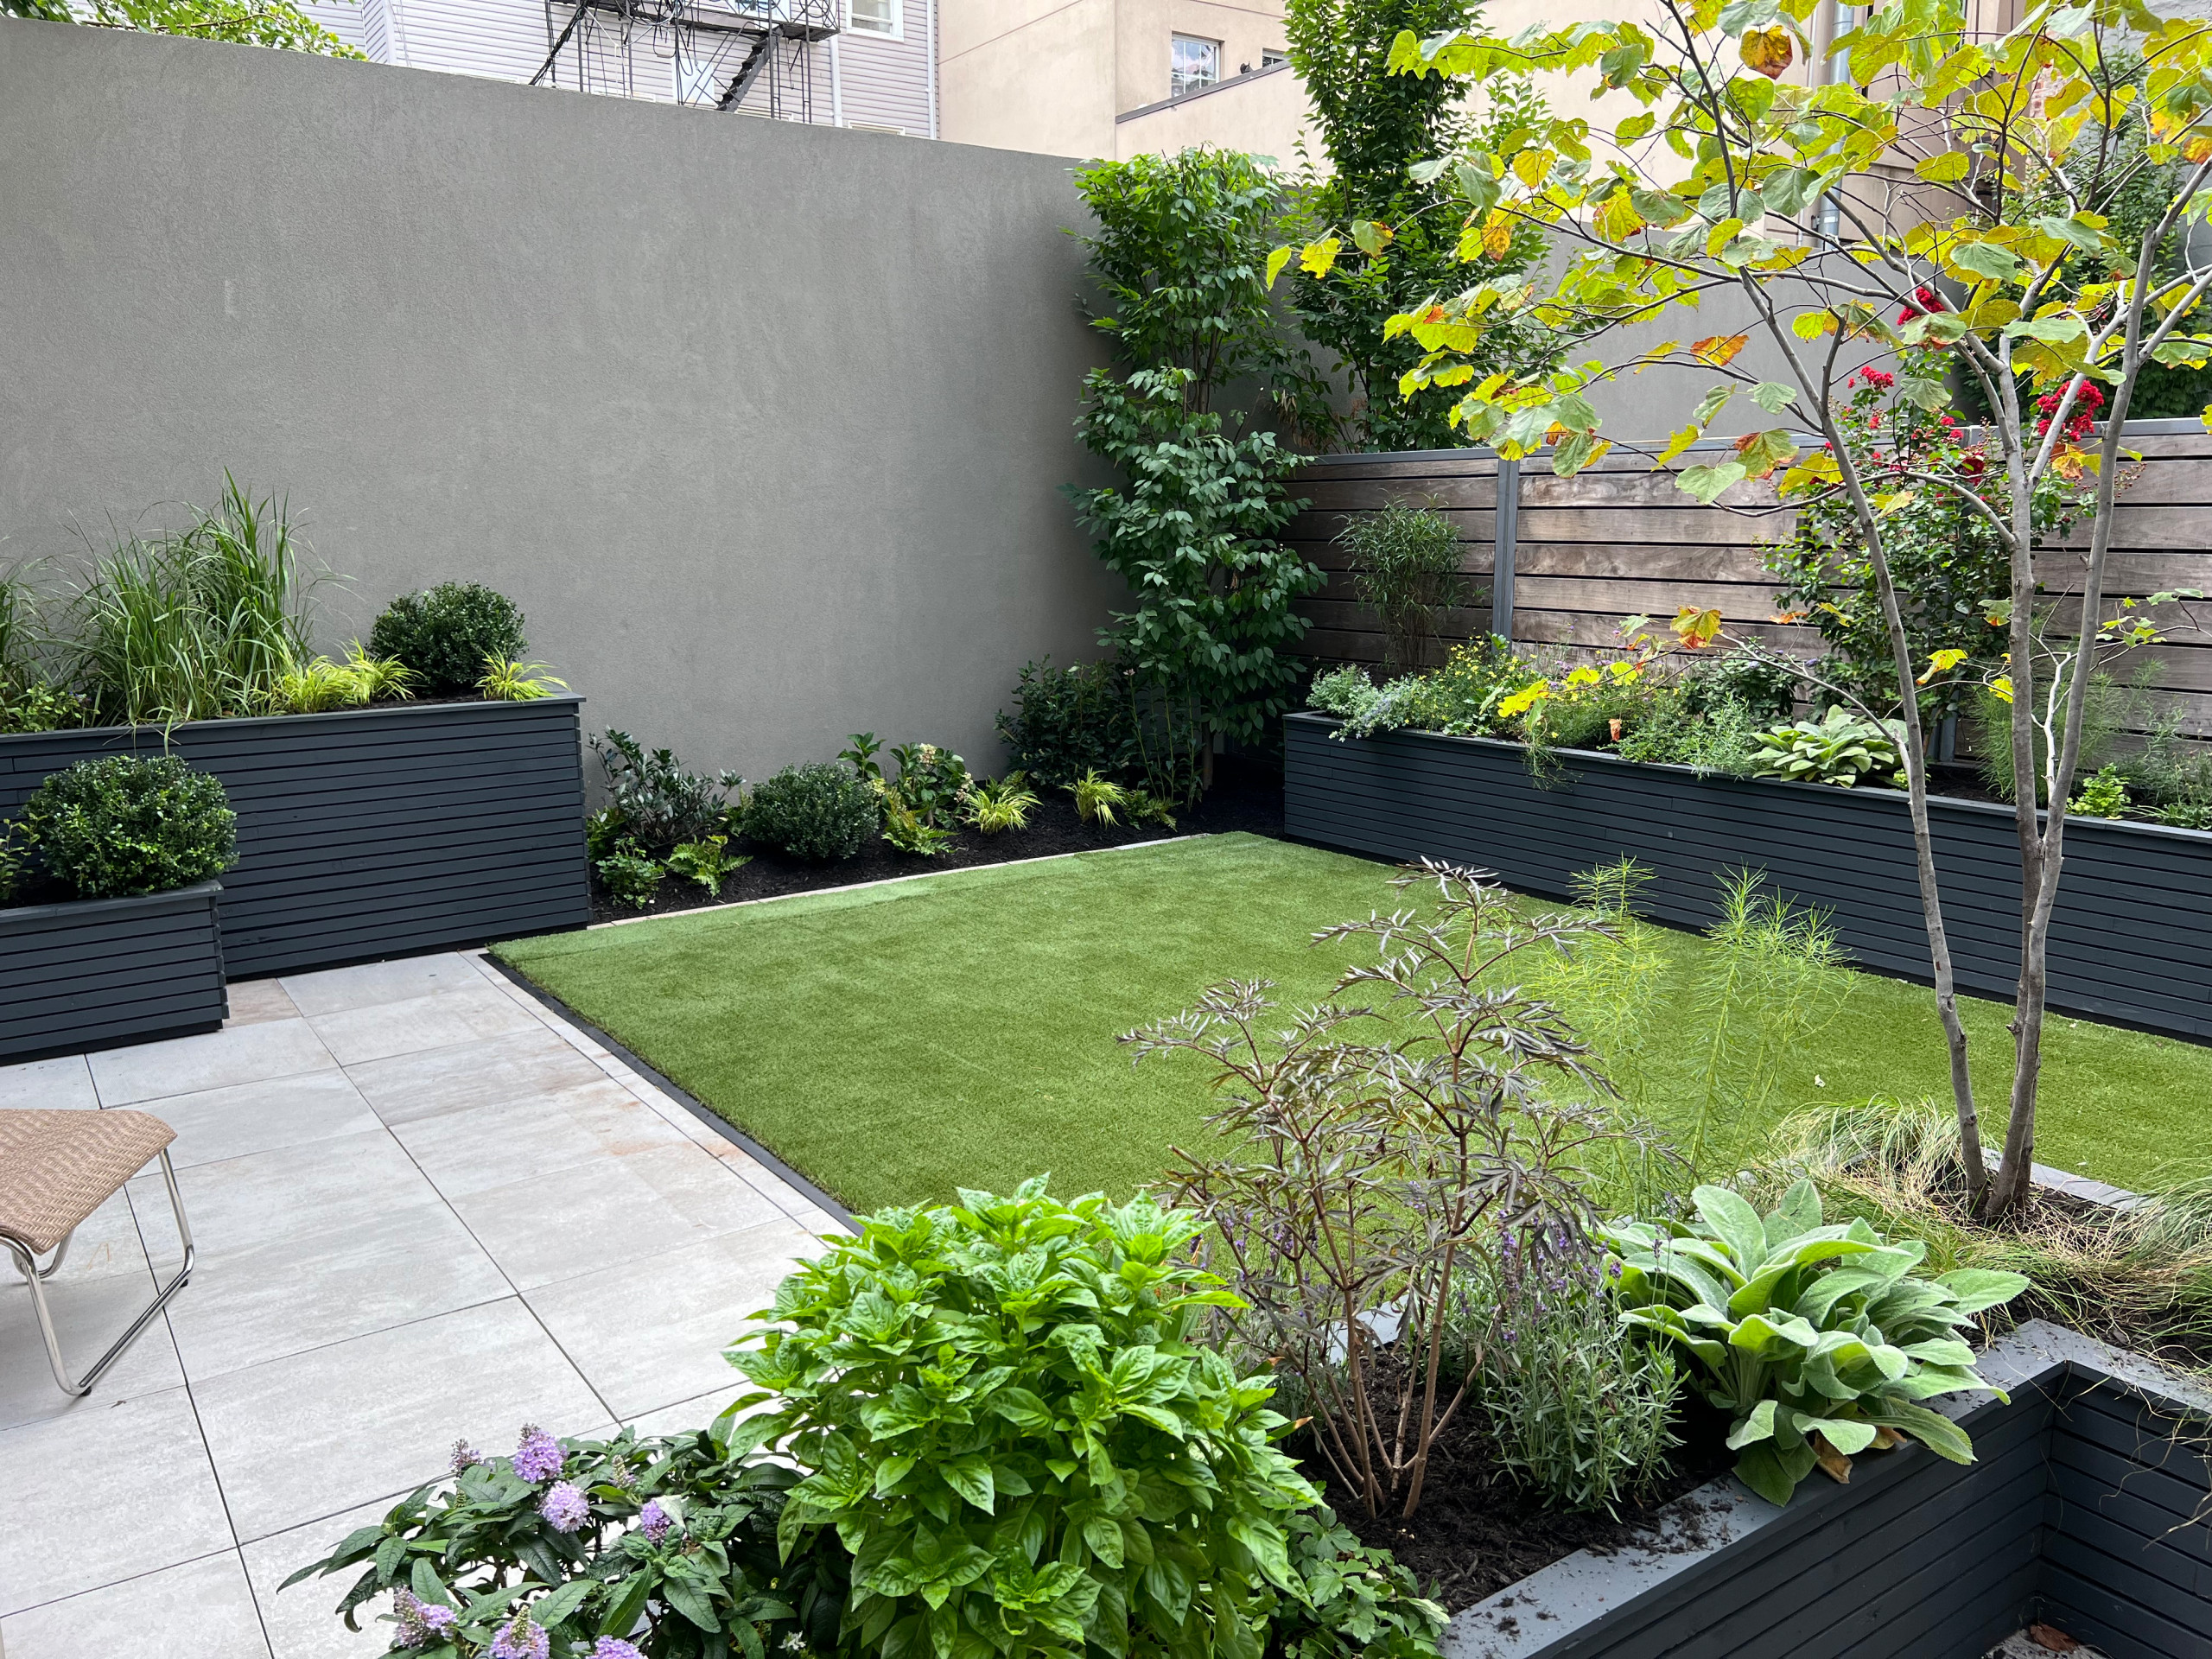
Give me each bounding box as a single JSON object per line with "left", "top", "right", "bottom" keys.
{"left": 638, "top": 1498, "right": 674, "bottom": 1544}
{"left": 449, "top": 1440, "right": 481, "bottom": 1476}
{"left": 512, "top": 1424, "right": 564, "bottom": 1483}
{"left": 593, "top": 1641, "right": 647, "bottom": 1659}
{"left": 391, "top": 1589, "right": 459, "bottom": 1649}
{"left": 540, "top": 1480, "right": 589, "bottom": 1534}
{"left": 490, "top": 1613, "right": 551, "bottom": 1659}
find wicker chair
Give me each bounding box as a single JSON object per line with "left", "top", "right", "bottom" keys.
{"left": 0, "top": 1109, "right": 195, "bottom": 1396}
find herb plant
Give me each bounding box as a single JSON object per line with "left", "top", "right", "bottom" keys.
{"left": 18, "top": 753, "right": 237, "bottom": 900}
{"left": 743, "top": 763, "right": 878, "bottom": 862}
{"left": 1751, "top": 709, "right": 1906, "bottom": 789}
{"left": 368, "top": 582, "right": 528, "bottom": 696}
{"left": 1602, "top": 1184, "right": 2028, "bottom": 1505}
{"left": 2069, "top": 766, "right": 2131, "bottom": 820}
{"left": 284, "top": 1421, "right": 846, "bottom": 1658}
{"left": 722, "top": 1181, "right": 1401, "bottom": 1659}
{"left": 592, "top": 732, "right": 741, "bottom": 854}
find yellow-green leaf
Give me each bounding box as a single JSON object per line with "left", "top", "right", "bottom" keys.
{"left": 1913, "top": 150, "right": 1970, "bottom": 183}
{"left": 1265, "top": 246, "right": 1294, "bottom": 289}
{"left": 1300, "top": 238, "right": 1342, "bottom": 278}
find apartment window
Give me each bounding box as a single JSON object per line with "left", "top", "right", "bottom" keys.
{"left": 849, "top": 0, "right": 901, "bottom": 38}
{"left": 1261, "top": 48, "right": 1287, "bottom": 67}
{"left": 1171, "top": 35, "right": 1219, "bottom": 97}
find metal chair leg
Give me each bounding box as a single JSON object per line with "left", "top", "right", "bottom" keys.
{"left": 10, "top": 1230, "right": 73, "bottom": 1282}
{"left": 6, "top": 1147, "right": 195, "bottom": 1398}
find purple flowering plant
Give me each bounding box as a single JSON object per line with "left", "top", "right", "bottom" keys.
{"left": 283, "top": 1421, "right": 845, "bottom": 1658}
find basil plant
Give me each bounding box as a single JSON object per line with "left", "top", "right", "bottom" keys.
{"left": 1600, "top": 1183, "right": 2027, "bottom": 1506}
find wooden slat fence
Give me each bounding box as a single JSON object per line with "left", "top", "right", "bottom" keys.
{"left": 1289, "top": 419, "right": 2212, "bottom": 738}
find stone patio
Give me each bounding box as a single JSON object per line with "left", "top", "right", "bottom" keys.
{"left": 0, "top": 949, "right": 843, "bottom": 1657}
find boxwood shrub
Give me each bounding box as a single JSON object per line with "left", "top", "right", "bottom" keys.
{"left": 368, "top": 582, "right": 528, "bottom": 696}
{"left": 743, "top": 760, "right": 879, "bottom": 861}
{"left": 18, "top": 753, "right": 236, "bottom": 899}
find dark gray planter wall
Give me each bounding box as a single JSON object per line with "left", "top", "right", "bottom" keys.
{"left": 1284, "top": 714, "right": 2212, "bottom": 1040}
{"left": 0, "top": 697, "right": 589, "bottom": 978}
{"left": 0, "top": 881, "right": 227, "bottom": 1061}
{"left": 1446, "top": 1323, "right": 2212, "bottom": 1659}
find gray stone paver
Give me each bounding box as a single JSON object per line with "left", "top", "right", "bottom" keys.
{"left": 0, "top": 948, "right": 840, "bottom": 1656}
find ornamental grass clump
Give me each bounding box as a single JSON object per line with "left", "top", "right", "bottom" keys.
{"left": 1136, "top": 860, "right": 1659, "bottom": 1520}
{"left": 720, "top": 1179, "right": 1446, "bottom": 1659}
{"left": 1601, "top": 1182, "right": 2028, "bottom": 1505}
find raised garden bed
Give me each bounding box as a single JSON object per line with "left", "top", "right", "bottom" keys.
{"left": 0, "top": 880, "right": 227, "bottom": 1061}
{"left": 1441, "top": 1322, "right": 2212, "bottom": 1659}
{"left": 0, "top": 697, "right": 589, "bottom": 977}
{"left": 1283, "top": 713, "right": 2212, "bottom": 1040}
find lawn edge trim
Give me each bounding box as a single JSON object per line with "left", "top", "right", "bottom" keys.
{"left": 586, "top": 833, "right": 1205, "bottom": 931}
{"left": 480, "top": 953, "right": 859, "bottom": 1230}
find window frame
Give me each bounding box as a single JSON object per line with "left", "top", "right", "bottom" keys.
{"left": 847, "top": 0, "right": 904, "bottom": 41}
{"left": 1170, "top": 34, "right": 1221, "bottom": 98}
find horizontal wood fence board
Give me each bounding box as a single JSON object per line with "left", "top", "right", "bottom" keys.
{"left": 1285, "top": 715, "right": 2212, "bottom": 1037}
{"left": 1299, "top": 478, "right": 1501, "bottom": 512}
{"left": 0, "top": 882, "right": 226, "bottom": 1060}
{"left": 0, "top": 698, "right": 588, "bottom": 977}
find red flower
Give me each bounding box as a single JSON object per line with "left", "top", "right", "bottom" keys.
{"left": 2035, "top": 377, "right": 2104, "bottom": 442}
{"left": 1897, "top": 284, "right": 1947, "bottom": 323}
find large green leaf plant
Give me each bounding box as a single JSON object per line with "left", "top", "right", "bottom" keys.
{"left": 721, "top": 1179, "right": 1442, "bottom": 1659}
{"left": 1601, "top": 1184, "right": 2028, "bottom": 1506}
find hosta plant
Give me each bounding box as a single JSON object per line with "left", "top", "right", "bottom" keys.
{"left": 1601, "top": 1184, "right": 2028, "bottom": 1505}
{"left": 1751, "top": 709, "right": 1905, "bottom": 790}
{"left": 719, "top": 1180, "right": 1415, "bottom": 1659}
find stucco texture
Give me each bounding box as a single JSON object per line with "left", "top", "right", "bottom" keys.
{"left": 0, "top": 21, "right": 1121, "bottom": 782}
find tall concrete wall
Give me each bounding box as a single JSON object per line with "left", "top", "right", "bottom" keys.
{"left": 0, "top": 21, "right": 1120, "bottom": 783}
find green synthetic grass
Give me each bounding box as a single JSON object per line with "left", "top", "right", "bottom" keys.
{"left": 494, "top": 834, "right": 2212, "bottom": 1212}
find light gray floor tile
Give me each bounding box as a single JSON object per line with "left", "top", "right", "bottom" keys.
{"left": 225, "top": 977, "right": 302, "bottom": 1027}
{"left": 0, "top": 1385, "right": 235, "bottom": 1615}
{"left": 0, "top": 1551, "right": 271, "bottom": 1659}
{"left": 390, "top": 1077, "right": 692, "bottom": 1201}
{"left": 280, "top": 953, "right": 484, "bottom": 1019}
{"left": 0, "top": 1054, "right": 98, "bottom": 1109}
{"left": 125, "top": 1069, "right": 382, "bottom": 1172}
{"left": 305, "top": 982, "right": 543, "bottom": 1068}
{"left": 137, "top": 1130, "right": 442, "bottom": 1269}
{"left": 345, "top": 1026, "right": 610, "bottom": 1127}
{"left": 194, "top": 1297, "right": 611, "bottom": 1541}
{"left": 524, "top": 1219, "right": 824, "bottom": 1421}
{"left": 626, "top": 1381, "right": 757, "bottom": 1440}
{"left": 242, "top": 1497, "right": 409, "bottom": 1659}
{"left": 0, "top": 1213, "right": 182, "bottom": 1433}
{"left": 449, "top": 1141, "right": 787, "bottom": 1291}
{"left": 89, "top": 1019, "right": 335, "bottom": 1107}
{"left": 159, "top": 1196, "right": 512, "bottom": 1382}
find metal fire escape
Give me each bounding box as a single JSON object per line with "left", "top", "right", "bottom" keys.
{"left": 532, "top": 0, "right": 838, "bottom": 121}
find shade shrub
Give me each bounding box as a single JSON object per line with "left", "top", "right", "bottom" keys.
{"left": 743, "top": 761, "right": 878, "bottom": 862}
{"left": 18, "top": 753, "right": 237, "bottom": 899}
{"left": 722, "top": 1179, "right": 1446, "bottom": 1659}
{"left": 592, "top": 729, "right": 741, "bottom": 852}
{"left": 368, "top": 582, "right": 528, "bottom": 696}
{"left": 995, "top": 658, "right": 1140, "bottom": 788}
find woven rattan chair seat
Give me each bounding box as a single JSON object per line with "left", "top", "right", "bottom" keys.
{"left": 0, "top": 1109, "right": 176, "bottom": 1256}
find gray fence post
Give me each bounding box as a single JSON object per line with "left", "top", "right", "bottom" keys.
{"left": 1490, "top": 456, "right": 1521, "bottom": 642}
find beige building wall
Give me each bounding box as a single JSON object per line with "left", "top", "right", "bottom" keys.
{"left": 940, "top": 0, "right": 1305, "bottom": 160}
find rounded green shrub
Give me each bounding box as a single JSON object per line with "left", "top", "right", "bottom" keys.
{"left": 742, "top": 761, "right": 878, "bottom": 861}
{"left": 20, "top": 754, "right": 237, "bottom": 899}
{"left": 367, "top": 582, "right": 527, "bottom": 696}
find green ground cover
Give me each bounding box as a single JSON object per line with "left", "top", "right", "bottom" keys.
{"left": 494, "top": 833, "right": 2210, "bottom": 1211}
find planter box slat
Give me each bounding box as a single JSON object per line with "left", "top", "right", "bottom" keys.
{"left": 1, "top": 697, "right": 589, "bottom": 978}
{"left": 2051, "top": 1434, "right": 2212, "bottom": 1526}
{"left": 0, "top": 882, "right": 226, "bottom": 1060}
{"left": 1287, "top": 715, "right": 2212, "bottom": 1039}
{"left": 1445, "top": 1325, "right": 2211, "bottom": 1659}
{"left": 2063, "top": 1394, "right": 2212, "bottom": 1494}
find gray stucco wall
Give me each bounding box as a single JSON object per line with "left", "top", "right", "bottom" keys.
{"left": 0, "top": 21, "right": 1120, "bottom": 782}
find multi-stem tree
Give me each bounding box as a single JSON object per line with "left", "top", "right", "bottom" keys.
{"left": 1285, "top": 0, "right": 2212, "bottom": 1215}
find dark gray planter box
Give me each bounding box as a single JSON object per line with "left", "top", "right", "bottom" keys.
{"left": 0, "top": 696, "right": 589, "bottom": 978}
{"left": 0, "top": 880, "right": 228, "bottom": 1061}
{"left": 1284, "top": 712, "right": 2212, "bottom": 1040}
{"left": 1448, "top": 1322, "right": 2212, "bottom": 1659}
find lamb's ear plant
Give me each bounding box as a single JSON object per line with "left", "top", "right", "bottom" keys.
{"left": 1751, "top": 709, "right": 1906, "bottom": 790}
{"left": 1602, "top": 1182, "right": 2028, "bottom": 1505}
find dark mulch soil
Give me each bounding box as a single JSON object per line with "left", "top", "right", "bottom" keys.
{"left": 586, "top": 755, "right": 1291, "bottom": 925}
{"left": 1294, "top": 1395, "right": 1738, "bottom": 1615}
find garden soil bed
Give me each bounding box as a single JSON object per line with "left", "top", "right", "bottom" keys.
{"left": 587, "top": 754, "right": 1292, "bottom": 925}
{"left": 1297, "top": 1396, "right": 1738, "bottom": 1614}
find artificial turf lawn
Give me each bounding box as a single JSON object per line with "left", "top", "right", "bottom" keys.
{"left": 494, "top": 833, "right": 2211, "bottom": 1212}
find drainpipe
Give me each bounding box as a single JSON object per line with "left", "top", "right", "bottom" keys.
{"left": 925, "top": 0, "right": 938, "bottom": 137}
{"left": 1812, "top": 0, "right": 1840, "bottom": 242}
{"left": 830, "top": 29, "right": 846, "bottom": 124}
